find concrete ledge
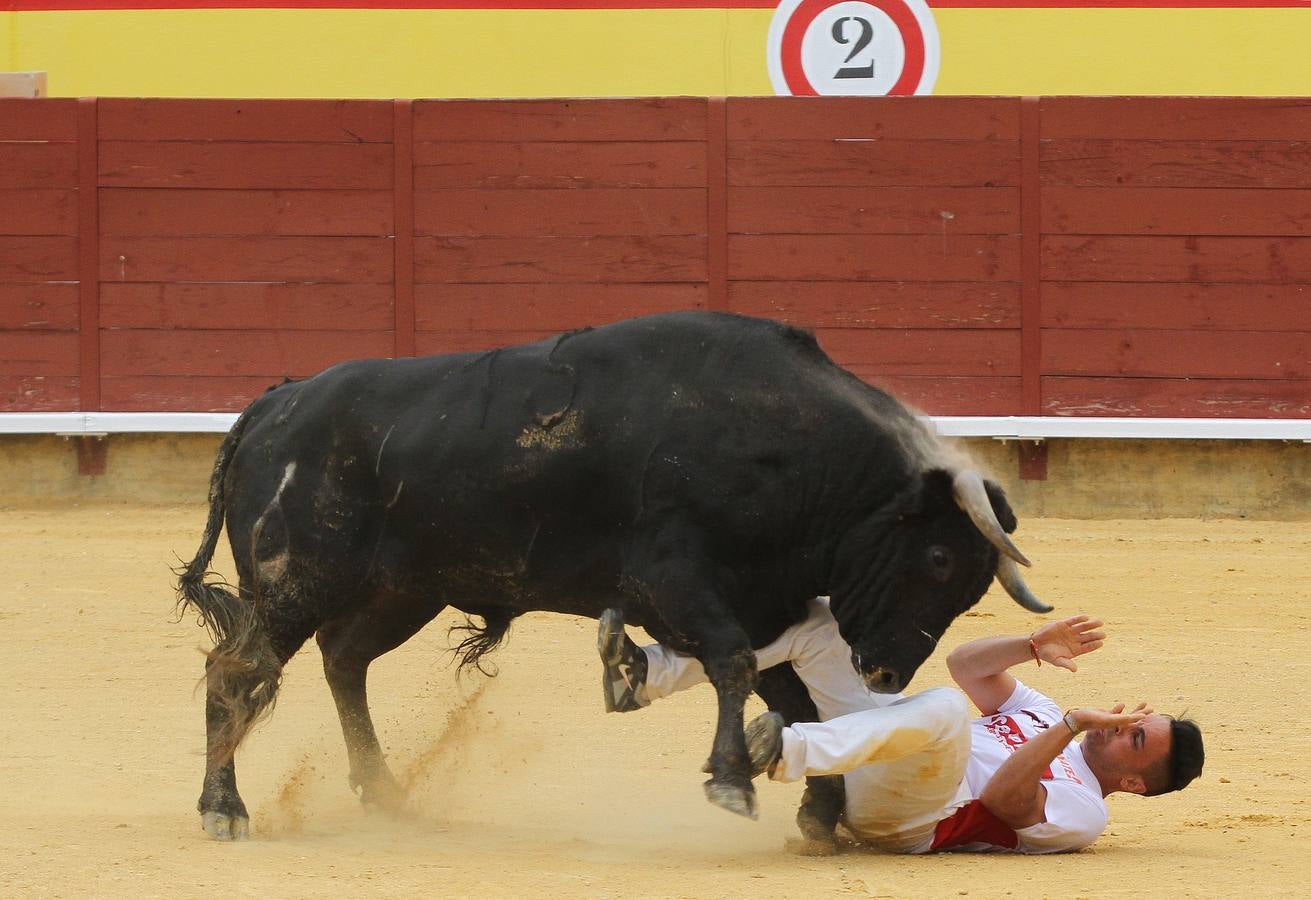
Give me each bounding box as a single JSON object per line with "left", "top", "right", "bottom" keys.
{"left": 1, "top": 432, "right": 1307, "bottom": 520}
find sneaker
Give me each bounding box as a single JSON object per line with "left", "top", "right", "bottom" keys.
{"left": 598, "top": 607, "right": 649, "bottom": 713}
{"left": 745, "top": 711, "right": 784, "bottom": 778}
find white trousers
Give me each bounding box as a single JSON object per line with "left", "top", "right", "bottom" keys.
{"left": 640, "top": 598, "right": 972, "bottom": 851}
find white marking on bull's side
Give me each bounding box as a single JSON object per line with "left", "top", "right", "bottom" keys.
{"left": 276, "top": 461, "right": 296, "bottom": 496}
{"left": 386, "top": 480, "right": 404, "bottom": 510}
{"left": 253, "top": 462, "right": 297, "bottom": 582}
{"left": 376, "top": 424, "right": 395, "bottom": 475}
{"left": 919, "top": 628, "right": 938, "bottom": 648}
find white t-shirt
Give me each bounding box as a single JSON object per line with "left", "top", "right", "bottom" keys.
{"left": 930, "top": 680, "right": 1109, "bottom": 853}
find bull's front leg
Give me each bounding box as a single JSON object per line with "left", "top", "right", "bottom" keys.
{"left": 700, "top": 640, "right": 761, "bottom": 818}
{"left": 631, "top": 530, "right": 762, "bottom": 818}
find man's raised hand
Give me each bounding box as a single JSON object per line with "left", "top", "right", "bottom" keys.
{"left": 1031, "top": 614, "right": 1106, "bottom": 672}
{"left": 1071, "top": 702, "right": 1153, "bottom": 732}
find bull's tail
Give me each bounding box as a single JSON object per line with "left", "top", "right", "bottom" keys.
{"left": 174, "top": 405, "right": 283, "bottom": 763}
{"left": 449, "top": 608, "right": 516, "bottom": 677}
{"left": 175, "top": 406, "right": 255, "bottom": 644}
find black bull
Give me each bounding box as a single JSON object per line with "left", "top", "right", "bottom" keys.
{"left": 177, "top": 311, "right": 1049, "bottom": 844}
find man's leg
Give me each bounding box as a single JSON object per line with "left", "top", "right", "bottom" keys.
{"left": 601, "top": 598, "right": 898, "bottom": 718}
{"left": 751, "top": 687, "right": 973, "bottom": 852}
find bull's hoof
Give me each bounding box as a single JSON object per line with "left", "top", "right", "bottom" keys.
{"left": 704, "top": 779, "right": 758, "bottom": 820}
{"left": 356, "top": 771, "right": 407, "bottom": 814}
{"left": 785, "top": 835, "right": 840, "bottom": 856}
{"left": 201, "top": 810, "right": 250, "bottom": 841}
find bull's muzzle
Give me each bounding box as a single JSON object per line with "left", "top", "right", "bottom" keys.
{"left": 863, "top": 667, "right": 903, "bottom": 694}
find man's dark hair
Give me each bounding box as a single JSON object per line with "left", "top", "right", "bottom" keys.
{"left": 1145, "top": 716, "right": 1204, "bottom": 797}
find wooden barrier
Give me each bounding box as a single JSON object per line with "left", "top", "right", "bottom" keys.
{"left": 1, "top": 96, "right": 1308, "bottom": 418}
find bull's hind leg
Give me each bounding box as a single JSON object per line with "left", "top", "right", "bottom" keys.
{"left": 755, "top": 664, "right": 844, "bottom": 856}
{"left": 198, "top": 590, "right": 318, "bottom": 841}
{"left": 316, "top": 593, "right": 446, "bottom": 812}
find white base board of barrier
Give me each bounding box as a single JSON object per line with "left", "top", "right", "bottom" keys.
{"left": 1, "top": 412, "right": 1308, "bottom": 442}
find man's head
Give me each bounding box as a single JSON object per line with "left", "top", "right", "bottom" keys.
{"left": 1081, "top": 713, "right": 1205, "bottom": 796}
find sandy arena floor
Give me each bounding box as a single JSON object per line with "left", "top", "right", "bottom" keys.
{"left": 1, "top": 503, "right": 1308, "bottom": 898}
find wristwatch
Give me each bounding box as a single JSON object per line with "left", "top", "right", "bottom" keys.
{"left": 1062, "top": 710, "right": 1082, "bottom": 736}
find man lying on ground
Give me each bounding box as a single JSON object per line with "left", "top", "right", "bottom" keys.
{"left": 598, "top": 600, "right": 1203, "bottom": 853}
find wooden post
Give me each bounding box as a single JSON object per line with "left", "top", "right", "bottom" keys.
{"left": 76, "top": 97, "right": 103, "bottom": 476}
{"left": 706, "top": 97, "right": 728, "bottom": 312}
{"left": 1019, "top": 97, "right": 1047, "bottom": 481}
{"left": 393, "top": 98, "right": 416, "bottom": 358}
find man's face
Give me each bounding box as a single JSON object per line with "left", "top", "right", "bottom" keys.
{"left": 1080, "top": 712, "right": 1172, "bottom": 793}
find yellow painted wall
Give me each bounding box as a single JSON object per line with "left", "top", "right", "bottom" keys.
{"left": 2, "top": 6, "right": 1309, "bottom": 99}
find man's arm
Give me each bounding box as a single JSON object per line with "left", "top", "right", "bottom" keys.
{"left": 946, "top": 615, "right": 1106, "bottom": 716}
{"left": 979, "top": 704, "right": 1150, "bottom": 828}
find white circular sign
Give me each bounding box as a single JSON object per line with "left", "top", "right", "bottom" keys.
{"left": 767, "top": 0, "right": 940, "bottom": 97}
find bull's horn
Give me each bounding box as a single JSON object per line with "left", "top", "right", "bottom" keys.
{"left": 951, "top": 470, "right": 1031, "bottom": 567}
{"left": 997, "top": 555, "right": 1053, "bottom": 613}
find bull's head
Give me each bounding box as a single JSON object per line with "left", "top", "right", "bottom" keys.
{"left": 830, "top": 468, "right": 1049, "bottom": 694}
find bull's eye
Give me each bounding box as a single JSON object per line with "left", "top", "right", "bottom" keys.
{"left": 927, "top": 545, "right": 954, "bottom": 582}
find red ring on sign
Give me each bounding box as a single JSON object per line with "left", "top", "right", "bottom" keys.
{"left": 780, "top": 0, "right": 925, "bottom": 97}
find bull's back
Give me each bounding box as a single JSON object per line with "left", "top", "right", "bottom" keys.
{"left": 222, "top": 312, "right": 910, "bottom": 607}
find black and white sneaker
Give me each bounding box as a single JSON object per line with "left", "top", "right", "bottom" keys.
{"left": 745, "top": 712, "right": 784, "bottom": 779}
{"left": 598, "top": 607, "right": 649, "bottom": 713}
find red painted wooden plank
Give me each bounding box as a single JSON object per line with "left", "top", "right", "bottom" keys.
{"left": 414, "top": 141, "right": 706, "bottom": 189}
{"left": 812, "top": 327, "right": 1022, "bottom": 375}
{"left": 726, "top": 281, "right": 1019, "bottom": 328}
{"left": 1043, "top": 186, "right": 1311, "bottom": 237}
{"left": 727, "top": 97, "right": 1020, "bottom": 141}
{"left": 393, "top": 98, "right": 416, "bottom": 358}
{"left": 98, "top": 376, "right": 254, "bottom": 411}
{"left": 0, "top": 331, "right": 80, "bottom": 375}
{"left": 1042, "top": 376, "right": 1311, "bottom": 418}
{"left": 77, "top": 97, "right": 100, "bottom": 412}
{"left": 99, "top": 236, "right": 395, "bottom": 283}
{"left": 98, "top": 142, "right": 393, "bottom": 189}
{"left": 416, "top": 330, "right": 565, "bottom": 355}
{"left": 0, "top": 236, "right": 78, "bottom": 281}
{"left": 859, "top": 374, "right": 1022, "bottom": 416}
{"left": 1041, "top": 140, "right": 1311, "bottom": 189}
{"left": 1020, "top": 96, "right": 1042, "bottom": 416}
{"left": 100, "top": 329, "right": 395, "bottom": 377}
{"left": 0, "top": 190, "right": 77, "bottom": 235}
{"left": 1042, "top": 235, "right": 1311, "bottom": 283}
{"left": 730, "top": 140, "right": 1019, "bottom": 188}
{"left": 98, "top": 99, "right": 393, "bottom": 142}
{"left": 0, "top": 144, "right": 78, "bottom": 188}
{"left": 100, "top": 375, "right": 287, "bottom": 412}
{"left": 1042, "top": 282, "right": 1311, "bottom": 331}
{"left": 99, "top": 188, "right": 393, "bottom": 236}
{"left": 413, "top": 98, "right": 706, "bottom": 142}
{"left": 706, "top": 97, "right": 728, "bottom": 312}
{"left": 0, "top": 284, "right": 80, "bottom": 329}
{"left": 414, "top": 283, "right": 706, "bottom": 331}
{"left": 0, "top": 375, "right": 80, "bottom": 412}
{"left": 728, "top": 186, "right": 1020, "bottom": 235}
{"left": 730, "top": 234, "right": 1020, "bottom": 282}
{"left": 414, "top": 188, "right": 706, "bottom": 237}
{"left": 1041, "top": 97, "right": 1311, "bottom": 141}
{"left": 414, "top": 235, "right": 707, "bottom": 284}
{"left": 1042, "top": 329, "right": 1311, "bottom": 379}
{"left": 99, "top": 282, "right": 395, "bottom": 330}
{"left": 0, "top": 99, "right": 78, "bottom": 141}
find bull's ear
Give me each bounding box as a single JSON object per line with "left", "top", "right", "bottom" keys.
{"left": 983, "top": 479, "right": 1018, "bottom": 534}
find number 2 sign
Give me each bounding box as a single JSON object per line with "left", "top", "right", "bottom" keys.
{"left": 767, "top": 0, "right": 940, "bottom": 96}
